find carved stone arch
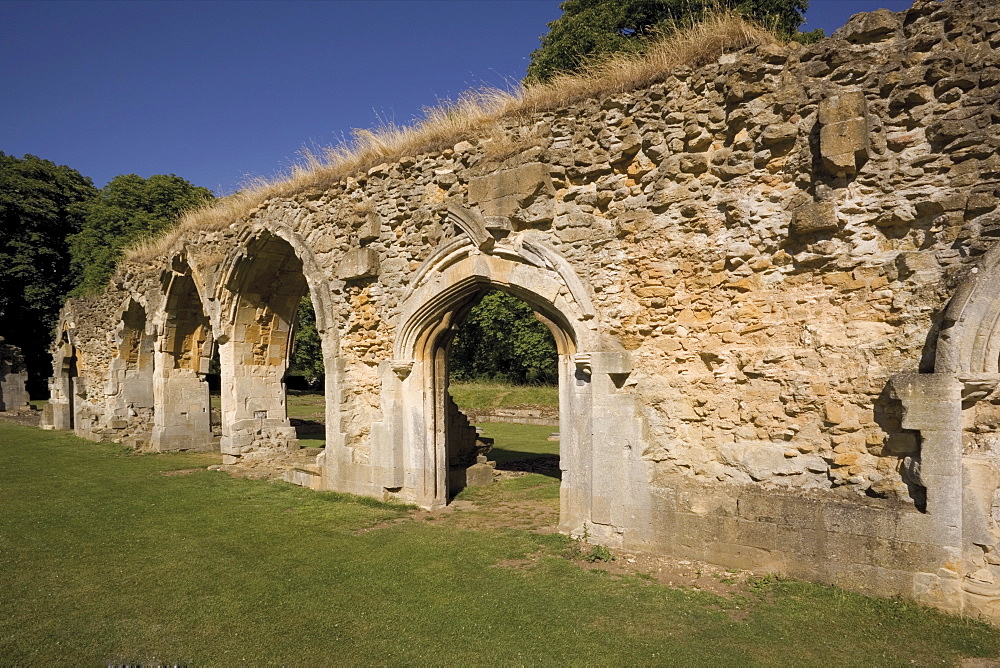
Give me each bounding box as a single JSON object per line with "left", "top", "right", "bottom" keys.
{"left": 214, "top": 219, "right": 340, "bottom": 463}
{"left": 217, "top": 220, "right": 336, "bottom": 337}
{"left": 889, "top": 245, "right": 1000, "bottom": 602}
{"left": 397, "top": 232, "right": 598, "bottom": 360}
{"left": 445, "top": 205, "right": 496, "bottom": 251}
{"left": 334, "top": 220, "right": 651, "bottom": 546}
{"left": 150, "top": 252, "right": 217, "bottom": 452}
{"left": 935, "top": 245, "right": 1000, "bottom": 376}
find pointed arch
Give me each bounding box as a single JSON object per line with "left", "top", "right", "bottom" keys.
{"left": 214, "top": 221, "right": 339, "bottom": 461}
{"left": 150, "top": 254, "right": 217, "bottom": 452}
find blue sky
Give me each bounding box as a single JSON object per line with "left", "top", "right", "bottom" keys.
{"left": 2, "top": 0, "right": 913, "bottom": 195}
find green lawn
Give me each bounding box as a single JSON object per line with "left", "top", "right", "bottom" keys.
{"left": 4, "top": 422, "right": 1000, "bottom": 665}
{"left": 449, "top": 380, "right": 558, "bottom": 409}
{"left": 476, "top": 422, "right": 559, "bottom": 465}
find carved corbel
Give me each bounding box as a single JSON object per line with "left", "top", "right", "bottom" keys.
{"left": 391, "top": 360, "right": 414, "bottom": 380}
{"left": 958, "top": 374, "right": 1000, "bottom": 403}
{"left": 573, "top": 353, "right": 592, "bottom": 378}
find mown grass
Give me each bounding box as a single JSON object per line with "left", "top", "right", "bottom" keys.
{"left": 449, "top": 380, "right": 559, "bottom": 409}
{"left": 476, "top": 422, "right": 559, "bottom": 465}
{"left": 4, "top": 422, "right": 1000, "bottom": 665}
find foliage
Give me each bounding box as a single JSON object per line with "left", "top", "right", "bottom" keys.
{"left": 69, "top": 173, "right": 213, "bottom": 295}
{"left": 791, "top": 27, "right": 825, "bottom": 44}
{"left": 288, "top": 295, "right": 324, "bottom": 386}
{"left": 451, "top": 291, "right": 559, "bottom": 385}
{"left": 0, "top": 153, "right": 98, "bottom": 395}
{"left": 526, "top": 0, "right": 808, "bottom": 81}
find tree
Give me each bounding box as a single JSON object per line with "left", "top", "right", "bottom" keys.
{"left": 69, "top": 173, "right": 213, "bottom": 295}
{"left": 288, "top": 295, "right": 325, "bottom": 388}
{"left": 451, "top": 291, "right": 559, "bottom": 385}
{"left": 526, "top": 0, "right": 810, "bottom": 82}
{"left": 0, "top": 153, "right": 98, "bottom": 396}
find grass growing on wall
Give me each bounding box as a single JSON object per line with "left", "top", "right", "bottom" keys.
{"left": 3, "top": 422, "right": 1000, "bottom": 665}
{"left": 123, "top": 11, "right": 775, "bottom": 265}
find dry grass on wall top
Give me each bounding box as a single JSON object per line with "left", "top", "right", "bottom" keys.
{"left": 123, "top": 12, "right": 774, "bottom": 265}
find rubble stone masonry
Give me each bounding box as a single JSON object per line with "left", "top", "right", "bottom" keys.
{"left": 43, "top": 0, "right": 1000, "bottom": 619}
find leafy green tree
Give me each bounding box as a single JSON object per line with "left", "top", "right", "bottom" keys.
{"left": 451, "top": 291, "right": 558, "bottom": 385}
{"left": 0, "top": 152, "right": 98, "bottom": 396}
{"left": 69, "top": 173, "right": 213, "bottom": 295}
{"left": 526, "top": 0, "right": 810, "bottom": 82}
{"left": 288, "top": 295, "right": 324, "bottom": 387}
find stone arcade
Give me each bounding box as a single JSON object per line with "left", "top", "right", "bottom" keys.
{"left": 42, "top": 0, "right": 1000, "bottom": 620}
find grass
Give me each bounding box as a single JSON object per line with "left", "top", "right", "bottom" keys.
{"left": 475, "top": 422, "right": 559, "bottom": 465}
{"left": 4, "top": 422, "right": 1000, "bottom": 665}
{"left": 121, "top": 11, "right": 775, "bottom": 266}
{"left": 449, "top": 380, "right": 559, "bottom": 410}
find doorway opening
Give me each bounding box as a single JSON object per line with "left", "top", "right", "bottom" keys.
{"left": 444, "top": 289, "right": 561, "bottom": 500}
{"left": 154, "top": 265, "right": 217, "bottom": 452}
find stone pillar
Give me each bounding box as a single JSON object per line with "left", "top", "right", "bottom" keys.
{"left": 576, "top": 351, "right": 652, "bottom": 548}
{"left": 890, "top": 373, "right": 965, "bottom": 612}
{"left": 218, "top": 338, "right": 297, "bottom": 463}
{"left": 151, "top": 366, "right": 215, "bottom": 452}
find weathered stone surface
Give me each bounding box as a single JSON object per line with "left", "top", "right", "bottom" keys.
{"left": 467, "top": 162, "right": 555, "bottom": 226}
{"left": 337, "top": 248, "right": 380, "bottom": 281}
{"left": 40, "top": 0, "right": 1000, "bottom": 623}
{"left": 789, "top": 201, "right": 839, "bottom": 236}
{"left": 818, "top": 90, "right": 870, "bottom": 176}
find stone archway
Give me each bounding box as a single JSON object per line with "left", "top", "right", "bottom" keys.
{"left": 216, "top": 226, "right": 338, "bottom": 468}
{"left": 110, "top": 299, "right": 156, "bottom": 447}
{"left": 151, "top": 257, "right": 216, "bottom": 452}
{"left": 351, "top": 221, "right": 652, "bottom": 543}
{"left": 45, "top": 328, "right": 79, "bottom": 432}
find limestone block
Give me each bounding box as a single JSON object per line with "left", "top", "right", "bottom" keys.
{"left": 789, "top": 201, "right": 839, "bottom": 237}
{"left": 358, "top": 210, "right": 381, "bottom": 243}
{"left": 718, "top": 442, "right": 827, "bottom": 482}
{"left": 835, "top": 8, "right": 899, "bottom": 44}
{"left": 818, "top": 90, "right": 870, "bottom": 176}
{"left": 336, "top": 248, "right": 379, "bottom": 281}
{"left": 465, "top": 462, "right": 495, "bottom": 487}
{"left": 467, "top": 163, "right": 555, "bottom": 223}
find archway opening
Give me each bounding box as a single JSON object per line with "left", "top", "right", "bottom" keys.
{"left": 153, "top": 266, "right": 217, "bottom": 452}
{"left": 115, "top": 301, "right": 155, "bottom": 446}
{"left": 287, "top": 293, "right": 326, "bottom": 448}
{"left": 423, "top": 286, "right": 568, "bottom": 505}
{"left": 61, "top": 333, "right": 79, "bottom": 431}
{"left": 449, "top": 289, "right": 561, "bottom": 487}
{"left": 221, "top": 232, "right": 322, "bottom": 459}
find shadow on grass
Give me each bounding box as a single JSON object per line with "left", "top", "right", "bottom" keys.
{"left": 491, "top": 450, "right": 561, "bottom": 480}
{"left": 291, "top": 418, "right": 324, "bottom": 435}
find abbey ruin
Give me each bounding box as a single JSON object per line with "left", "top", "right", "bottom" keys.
{"left": 39, "top": 0, "right": 1000, "bottom": 620}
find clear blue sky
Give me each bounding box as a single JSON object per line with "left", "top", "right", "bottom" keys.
{"left": 2, "top": 0, "right": 912, "bottom": 195}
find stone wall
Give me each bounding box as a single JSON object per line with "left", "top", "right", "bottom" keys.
{"left": 0, "top": 338, "right": 30, "bottom": 412}
{"left": 43, "top": 0, "right": 1000, "bottom": 620}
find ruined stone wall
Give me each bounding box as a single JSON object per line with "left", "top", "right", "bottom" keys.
{"left": 0, "top": 338, "right": 30, "bottom": 412}
{"left": 46, "top": 0, "right": 1000, "bottom": 618}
